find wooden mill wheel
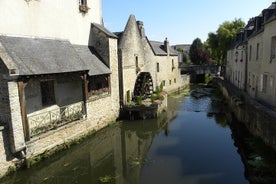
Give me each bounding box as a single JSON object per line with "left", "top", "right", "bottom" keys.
{"left": 133, "top": 72, "right": 153, "bottom": 99}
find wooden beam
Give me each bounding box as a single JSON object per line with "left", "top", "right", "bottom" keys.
{"left": 81, "top": 73, "right": 88, "bottom": 115}
{"left": 18, "top": 80, "right": 29, "bottom": 141}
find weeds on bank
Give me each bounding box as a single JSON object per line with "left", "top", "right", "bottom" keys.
{"left": 99, "top": 175, "right": 119, "bottom": 183}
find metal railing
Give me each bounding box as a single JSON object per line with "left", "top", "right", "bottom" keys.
{"left": 27, "top": 102, "right": 85, "bottom": 138}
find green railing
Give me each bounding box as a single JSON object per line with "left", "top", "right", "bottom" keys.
{"left": 27, "top": 102, "right": 85, "bottom": 138}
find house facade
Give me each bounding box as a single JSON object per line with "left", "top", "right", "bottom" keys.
{"left": 117, "top": 15, "right": 186, "bottom": 105}
{"left": 226, "top": 30, "right": 248, "bottom": 91}
{"left": 0, "top": 0, "right": 120, "bottom": 177}
{"left": 0, "top": 1, "right": 188, "bottom": 178}
{"left": 226, "top": 2, "right": 276, "bottom": 107}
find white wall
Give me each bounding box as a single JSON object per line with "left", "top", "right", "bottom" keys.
{"left": 0, "top": 0, "right": 102, "bottom": 45}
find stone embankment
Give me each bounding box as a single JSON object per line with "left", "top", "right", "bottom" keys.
{"left": 215, "top": 77, "right": 276, "bottom": 151}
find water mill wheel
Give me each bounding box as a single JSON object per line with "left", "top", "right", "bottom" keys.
{"left": 133, "top": 72, "right": 153, "bottom": 100}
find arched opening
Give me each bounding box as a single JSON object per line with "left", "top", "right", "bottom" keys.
{"left": 133, "top": 72, "right": 153, "bottom": 100}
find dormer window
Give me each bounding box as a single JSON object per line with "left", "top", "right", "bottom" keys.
{"left": 79, "top": 0, "right": 89, "bottom": 13}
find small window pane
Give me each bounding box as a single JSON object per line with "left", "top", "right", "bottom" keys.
{"left": 41, "top": 80, "right": 56, "bottom": 107}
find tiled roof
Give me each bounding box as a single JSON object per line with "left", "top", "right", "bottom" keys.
{"left": 149, "top": 40, "right": 178, "bottom": 56}
{"left": 0, "top": 35, "right": 111, "bottom": 76}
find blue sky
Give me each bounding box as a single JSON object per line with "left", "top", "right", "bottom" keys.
{"left": 102, "top": 0, "right": 273, "bottom": 45}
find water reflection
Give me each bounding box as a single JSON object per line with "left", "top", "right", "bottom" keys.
{"left": 2, "top": 88, "right": 275, "bottom": 184}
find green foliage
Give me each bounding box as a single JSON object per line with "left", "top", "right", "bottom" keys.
{"left": 155, "top": 85, "right": 160, "bottom": 94}
{"left": 126, "top": 90, "right": 131, "bottom": 103}
{"left": 205, "top": 74, "right": 213, "bottom": 84}
{"left": 155, "top": 82, "right": 163, "bottom": 96}
{"left": 136, "top": 96, "right": 143, "bottom": 105}
{"left": 99, "top": 175, "right": 118, "bottom": 183}
{"left": 189, "top": 38, "right": 210, "bottom": 65}
{"left": 159, "top": 82, "right": 163, "bottom": 92}
{"left": 205, "top": 18, "right": 245, "bottom": 64}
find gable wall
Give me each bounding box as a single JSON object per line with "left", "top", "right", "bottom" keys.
{"left": 0, "top": 0, "right": 102, "bottom": 45}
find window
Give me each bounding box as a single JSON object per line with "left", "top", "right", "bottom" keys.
{"left": 252, "top": 74, "right": 255, "bottom": 90}
{"left": 256, "top": 43, "right": 259, "bottom": 60}
{"left": 79, "top": 0, "right": 89, "bottom": 13}
{"left": 41, "top": 80, "right": 56, "bottom": 107}
{"left": 169, "top": 80, "right": 171, "bottom": 85}
{"left": 135, "top": 56, "right": 140, "bottom": 74}
{"left": 80, "top": 0, "right": 87, "bottom": 5}
{"left": 157, "top": 62, "right": 160, "bottom": 72}
{"left": 270, "top": 76, "right": 274, "bottom": 90}
{"left": 271, "top": 36, "right": 276, "bottom": 60}
{"left": 172, "top": 59, "right": 175, "bottom": 71}
{"left": 263, "top": 75, "right": 268, "bottom": 93}
{"left": 88, "top": 74, "right": 110, "bottom": 97}
{"left": 174, "top": 78, "right": 176, "bottom": 83}
{"left": 162, "top": 80, "right": 166, "bottom": 86}
{"left": 260, "top": 74, "right": 268, "bottom": 93}
{"left": 135, "top": 56, "right": 138, "bottom": 68}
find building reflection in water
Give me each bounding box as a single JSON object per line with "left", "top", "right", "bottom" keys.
{"left": 5, "top": 93, "right": 275, "bottom": 184}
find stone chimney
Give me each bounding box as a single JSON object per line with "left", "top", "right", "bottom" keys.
{"left": 164, "top": 37, "right": 170, "bottom": 55}
{"left": 136, "top": 21, "right": 145, "bottom": 38}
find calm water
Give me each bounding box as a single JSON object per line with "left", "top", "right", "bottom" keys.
{"left": 3, "top": 90, "right": 271, "bottom": 184}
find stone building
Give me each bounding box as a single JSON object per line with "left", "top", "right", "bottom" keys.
{"left": 0, "top": 1, "right": 188, "bottom": 178}
{"left": 172, "top": 44, "right": 191, "bottom": 63}
{"left": 226, "top": 26, "right": 250, "bottom": 90}
{"left": 226, "top": 2, "right": 276, "bottom": 107}
{"left": 117, "top": 15, "right": 186, "bottom": 106}
{"left": 0, "top": 0, "right": 120, "bottom": 177}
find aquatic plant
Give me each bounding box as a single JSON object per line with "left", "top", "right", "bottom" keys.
{"left": 137, "top": 96, "right": 143, "bottom": 105}
{"left": 99, "top": 175, "right": 119, "bottom": 183}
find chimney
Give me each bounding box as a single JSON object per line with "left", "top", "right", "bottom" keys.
{"left": 164, "top": 37, "right": 170, "bottom": 55}
{"left": 136, "top": 21, "right": 145, "bottom": 38}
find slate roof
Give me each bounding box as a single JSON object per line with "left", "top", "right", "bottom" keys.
{"left": 92, "top": 23, "right": 118, "bottom": 38}
{"left": 0, "top": 36, "right": 111, "bottom": 76}
{"left": 73, "top": 45, "right": 111, "bottom": 76}
{"left": 149, "top": 40, "right": 178, "bottom": 56}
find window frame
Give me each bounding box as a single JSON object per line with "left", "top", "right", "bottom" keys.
{"left": 271, "top": 36, "right": 276, "bottom": 60}
{"left": 157, "top": 62, "right": 160, "bottom": 73}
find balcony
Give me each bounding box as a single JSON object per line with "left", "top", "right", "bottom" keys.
{"left": 27, "top": 102, "right": 85, "bottom": 138}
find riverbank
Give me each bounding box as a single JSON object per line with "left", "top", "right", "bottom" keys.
{"left": 215, "top": 77, "right": 276, "bottom": 151}
{"left": 0, "top": 83, "right": 190, "bottom": 180}
{"left": 1, "top": 85, "right": 251, "bottom": 184}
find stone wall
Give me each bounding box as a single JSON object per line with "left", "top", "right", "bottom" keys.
{"left": 0, "top": 24, "right": 120, "bottom": 179}
{"left": 118, "top": 15, "right": 187, "bottom": 104}
{"left": 216, "top": 78, "right": 276, "bottom": 151}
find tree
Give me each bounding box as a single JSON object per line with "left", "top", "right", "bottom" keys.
{"left": 189, "top": 38, "right": 210, "bottom": 65}
{"left": 205, "top": 32, "right": 219, "bottom": 63}
{"left": 206, "top": 18, "right": 245, "bottom": 65}
{"left": 189, "top": 38, "right": 203, "bottom": 65}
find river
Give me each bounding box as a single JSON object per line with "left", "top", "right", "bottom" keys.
{"left": 2, "top": 87, "right": 276, "bottom": 184}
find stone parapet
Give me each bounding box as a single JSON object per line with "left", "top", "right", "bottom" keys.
{"left": 216, "top": 78, "right": 276, "bottom": 151}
